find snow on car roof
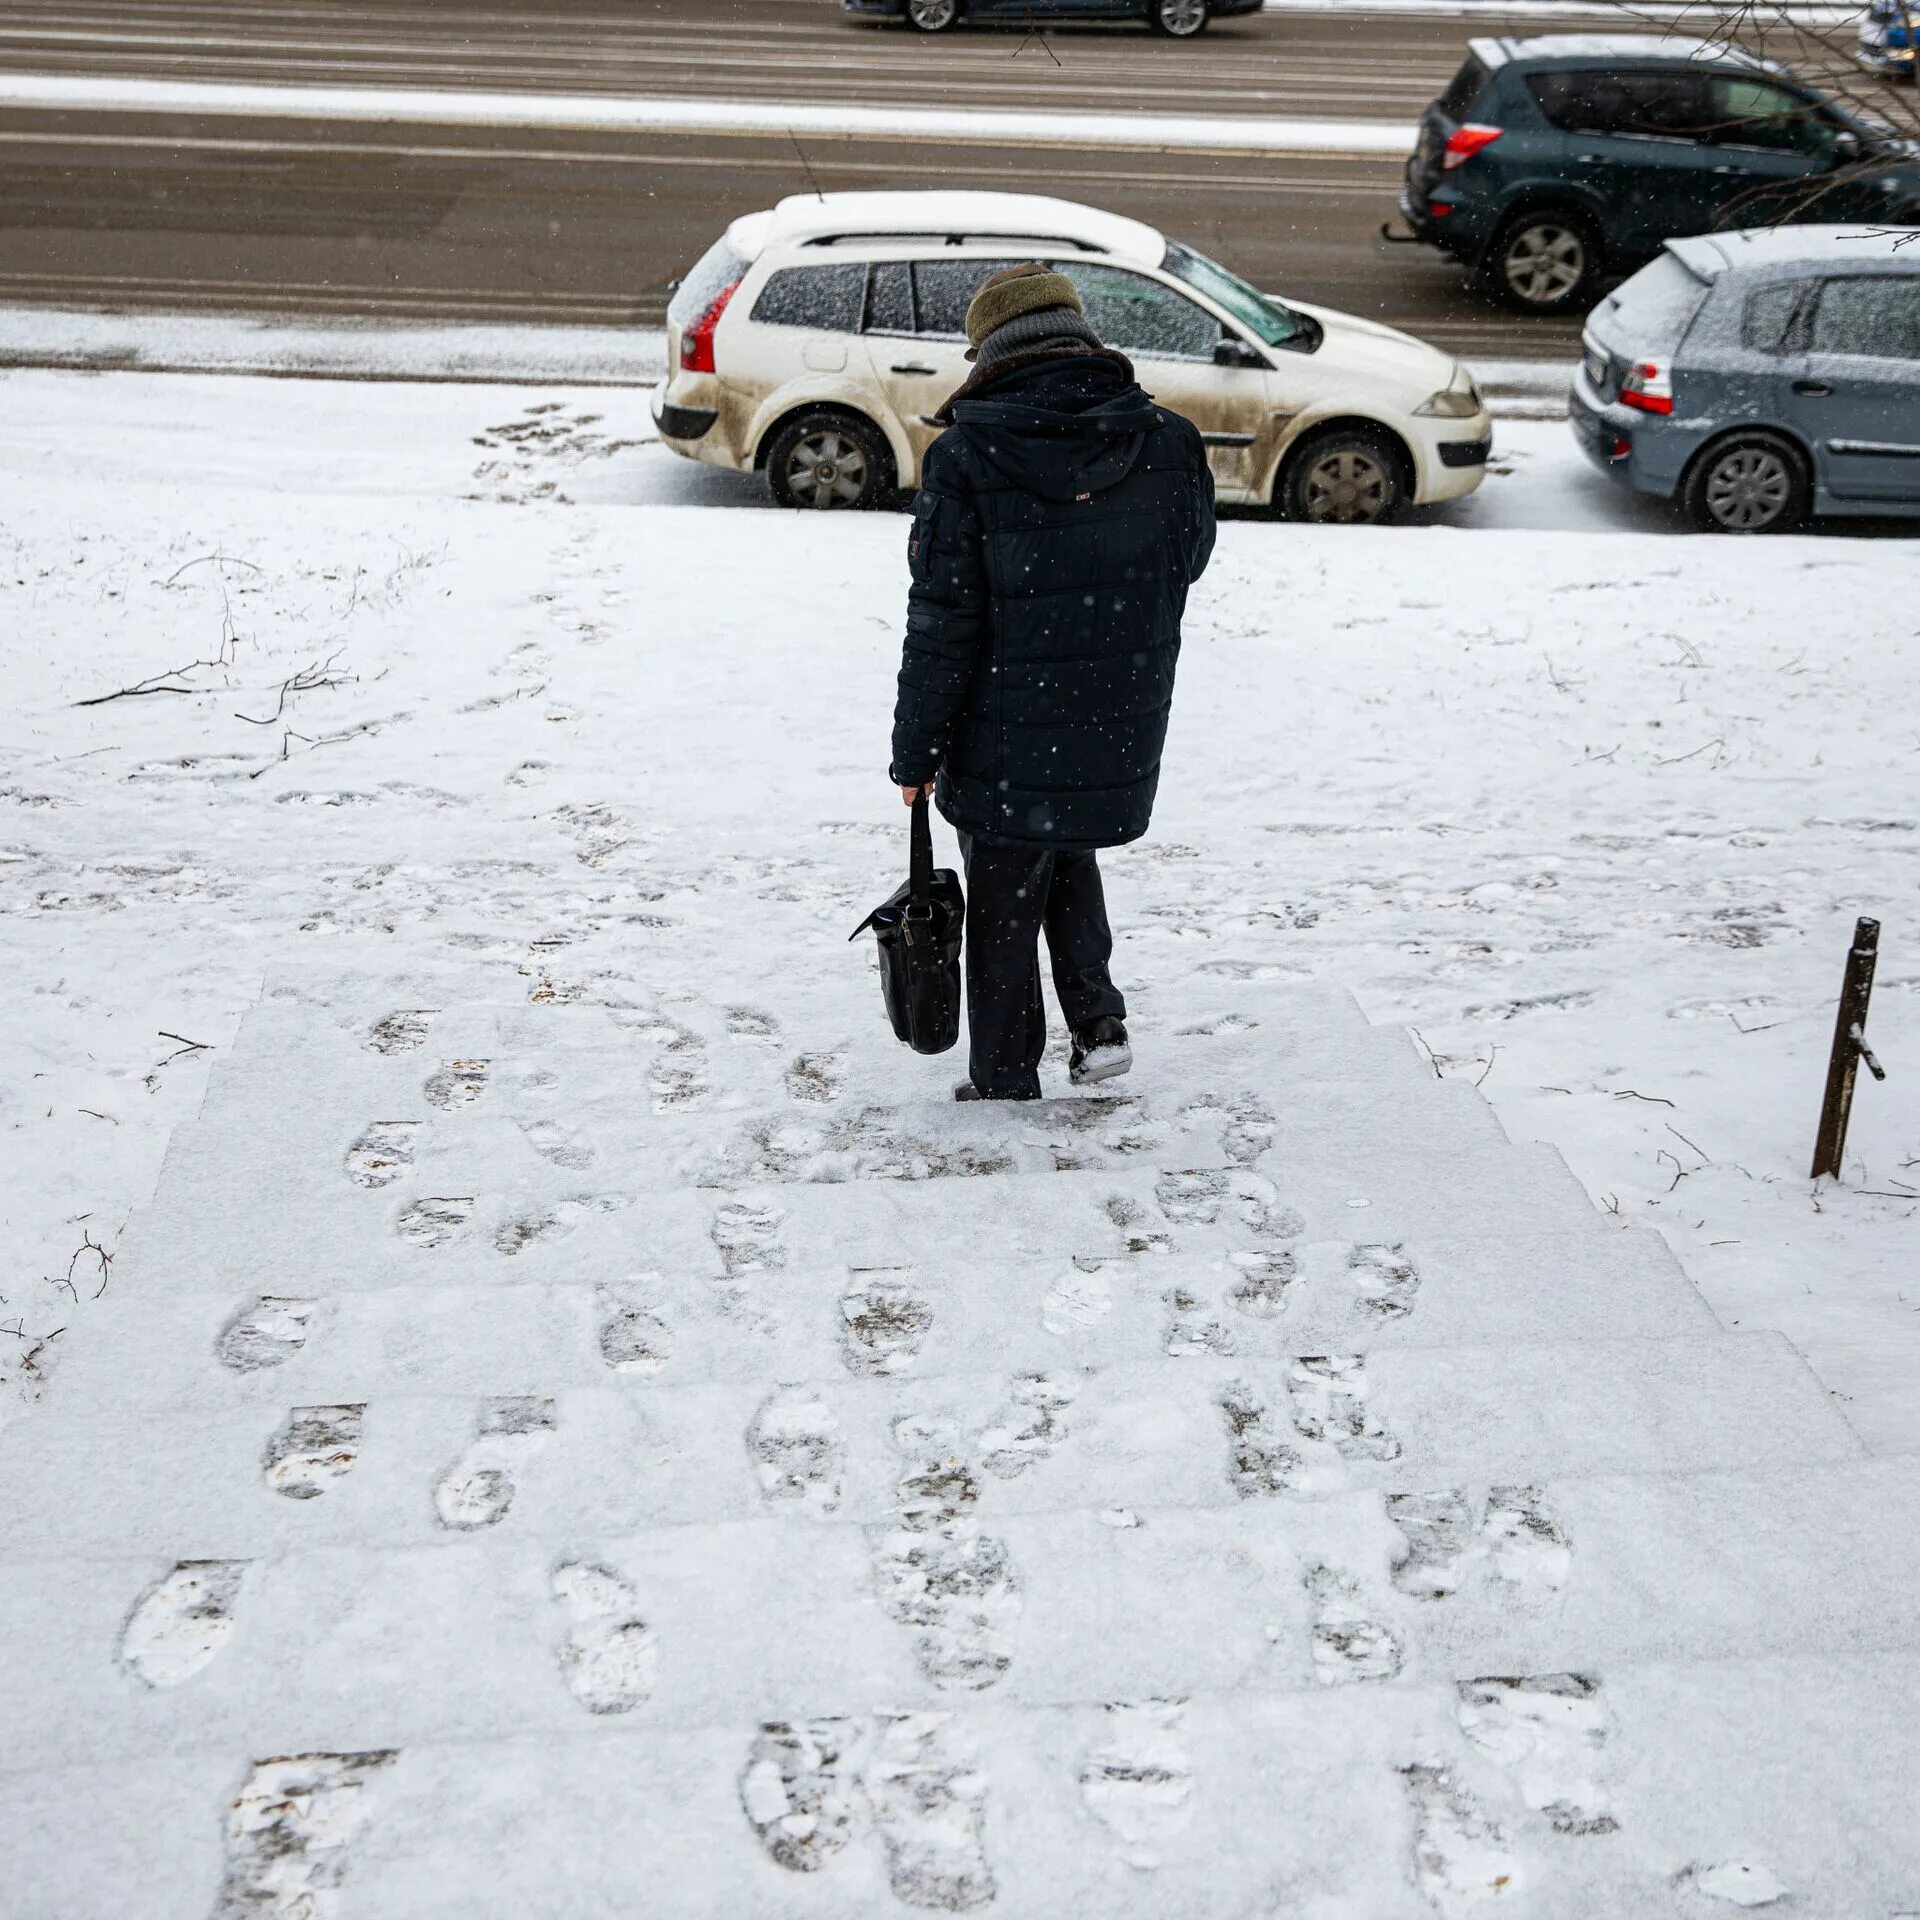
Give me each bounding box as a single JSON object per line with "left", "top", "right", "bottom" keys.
{"left": 1489, "top": 32, "right": 1765, "bottom": 67}
{"left": 1668, "top": 225, "right": 1920, "bottom": 276}
{"left": 726, "top": 193, "right": 1165, "bottom": 266}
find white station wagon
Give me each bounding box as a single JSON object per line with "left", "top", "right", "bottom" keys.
{"left": 653, "top": 191, "right": 1493, "bottom": 523}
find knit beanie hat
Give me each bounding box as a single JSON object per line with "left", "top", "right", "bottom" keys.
{"left": 963, "top": 263, "right": 1085, "bottom": 360}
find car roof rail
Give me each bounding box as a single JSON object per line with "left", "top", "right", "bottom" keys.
{"left": 798, "top": 231, "right": 1111, "bottom": 253}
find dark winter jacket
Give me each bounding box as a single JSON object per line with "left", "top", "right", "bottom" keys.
{"left": 890, "top": 352, "right": 1216, "bottom": 849}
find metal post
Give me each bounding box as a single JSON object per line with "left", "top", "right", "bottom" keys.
{"left": 1810, "top": 917, "right": 1882, "bottom": 1181}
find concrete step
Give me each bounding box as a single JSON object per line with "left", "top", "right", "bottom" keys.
{"left": 47, "top": 1222, "right": 1720, "bottom": 1412}
{"left": 0, "top": 1333, "right": 1856, "bottom": 1556}
{"left": 119, "top": 1127, "right": 1622, "bottom": 1303}
{"left": 5, "top": 1459, "right": 1914, "bottom": 1769}
{"left": 7, "top": 1653, "right": 1914, "bottom": 1919}
{"left": 134, "top": 987, "right": 1461, "bottom": 1208}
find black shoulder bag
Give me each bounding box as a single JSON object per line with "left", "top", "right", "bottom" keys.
{"left": 849, "top": 789, "right": 965, "bottom": 1055}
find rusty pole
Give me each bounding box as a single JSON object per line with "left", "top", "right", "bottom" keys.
{"left": 1810, "top": 917, "right": 1885, "bottom": 1181}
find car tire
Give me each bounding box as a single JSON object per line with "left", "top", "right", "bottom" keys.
{"left": 1148, "top": 0, "right": 1210, "bottom": 34}
{"left": 765, "top": 410, "right": 895, "bottom": 512}
{"left": 905, "top": 0, "right": 960, "bottom": 29}
{"left": 1481, "top": 208, "right": 1604, "bottom": 315}
{"left": 1683, "top": 431, "right": 1809, "bottom": 535}
{"left": 1278, "top": 425, "right": 1407, "bottom": 526}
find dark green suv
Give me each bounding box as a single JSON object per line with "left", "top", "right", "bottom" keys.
{"left": 1396, "top": 34, "right": 1920, "bottom": 313}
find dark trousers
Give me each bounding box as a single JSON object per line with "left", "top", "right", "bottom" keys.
{"left": 958, "top": 835, "right": 1127, "bottom": 1099}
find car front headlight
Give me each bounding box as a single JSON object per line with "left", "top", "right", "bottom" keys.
{"left": 1415, "top": 379, "right": 1483, "bottom": 419}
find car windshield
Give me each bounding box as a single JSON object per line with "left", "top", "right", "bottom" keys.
{"left": 1161, "top": 240, "right": 1318, "bottom": 349}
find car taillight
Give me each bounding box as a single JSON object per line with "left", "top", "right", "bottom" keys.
{"left": 678, "top": 276, "right": 742, "bottom": 375}
{"left": 1619, "top": 358, "right": 1674, "bottom": 416}
{"left": 1441, "top": 124, "right": 1504, "bottom": 170}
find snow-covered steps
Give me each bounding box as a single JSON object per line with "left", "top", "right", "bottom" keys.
{"left": 5, "top": 1459, "right": 1918, "bottom": 1770}
{"left": 5, "top": 1653, "right": 1917, "bottom": 1920}
{"left": 45, "top": 1230, "right": 1721, "bottom": 1411}
{"left": 130, "top": 990, "right": 1472, "bottom": 1203}
{"left": 120, "top": 1139, "right": 1624, "bottom": 1300}
{"left": 0, "top": 1333, "right": 1854, "bottom": 1555}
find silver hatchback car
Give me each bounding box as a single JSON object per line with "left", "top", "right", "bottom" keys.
{"left": 1571, "top": 226, "right": 1920, "bottom": 531}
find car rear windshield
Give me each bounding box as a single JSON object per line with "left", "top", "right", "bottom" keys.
{"left": 1436, "top": 54, "right": 1491, "bottom": 120}
{"left": 1603, "top": 251, "right": 1710, "bottom": 348}
{"left": 1161, "top": 240, "right": 1314, "bottom": 349}
{"left": 668, "top": 236, "right": 748, "bottom": 327}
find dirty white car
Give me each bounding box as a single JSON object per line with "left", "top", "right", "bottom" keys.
{"left": 653, "top": 191, "right": 1492, "bottom": 523}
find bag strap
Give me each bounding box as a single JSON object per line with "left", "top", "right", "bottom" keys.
{"left": 909, "top": 788, "right": 934, "bottom": 910}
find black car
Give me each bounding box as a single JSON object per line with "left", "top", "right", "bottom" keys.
{"left": 1393, "top": 34, "right": 1920, "bottom": 313}
{"left": 844, "top": 0, "right": 1259, "bottom": 35}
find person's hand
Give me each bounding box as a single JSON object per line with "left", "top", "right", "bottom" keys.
{"left": 899, "top": 783, "right": 929, "bottom": 807}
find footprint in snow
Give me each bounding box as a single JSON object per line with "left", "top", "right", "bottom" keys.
{"left": 367, "top": 1009, "right": 436, "bottom": 1054}
{"left": 864, "top": 1712, "right": 997, "bottom": 1911}
{"left": 785, "top": 1050, "right": 845, "bottom": 1105}
{"left": 1305, "top": 1564, "right": 1404, "bottom": 1686}
{"left": 1387, "top": 1487, "right": 1570, "bottom": 1600}
{"left": 1457, "top": 1673, "right": 1617, "bottom": 1837}
{"left": 493, "top": 1193, "right": 631, "bottom": 1258}
{"left": 211, "top": 1752, "right": 396, "bottom": 1920}
{"left": 551, "top": 1560, "right": 657, "bottom": 1714}
{"left": 422, "top": 1058, "right": 489, "bottom": 1110}
{"left": 597, "top": 1281, "right": 673, "bottom": 1375}
{"left": 1166, "top": 1288, "right": 1236, "bottom": 1358}
{"left": 516, "top": 1116, "right": 596, "bottom": 1170}
{"left": 343, "top": 1120, "right": 421, "bottom": 1189}
{"left": 840, "top": 1271, "right": 933, "bottom": 1378}
{"left": 873, "top": 1459, "right": 1019, "bottom": 1692}
{"left": 1041, "top": 1259, "right": 1115, "bottom": 1338}
{"left": 1225, "top": 1249, "right": 1296, "bottom": 1320}
{"left": 216, "top": 1296, "right": 316, "bottom": 1372}
{"left": 1350, "top": 1243, "right": 1421, "bottom": 1321}
{"left": 740, "top": 1719, "right": 859, "bottom": 1874}
{"left": 726, "top": 1006, "right": 780, "bottom": 1047}
{"left": 395, "top": 1196, "right": 474, "bottom": 1249}
{"left": 748, "top": 1389, "right": 846, "bottom": 1517}
{"left": 1218, "top": 1382, "right": 1301, "bottom": 1497}
{"left": 121, "top": 1560, "right": 251, "bottom": 1687}
{"left": 433, "top": 1398, "right": 556, "bottom": 1530}
{"left": 1399, "top": 1762, "right": 1520, "bottom": 1916}
{"left": 976, "top": 1374, "right": 1076, "bottom": 1479}
{"left": 263, "top": 1404, "right": 364, "bottom": 1500}
{"left": 1287, "top": 1354, "right": 1400, "bottom": 1463}
{"left": 1077, "top": 1699, "right": 1194, "bottom": 1871}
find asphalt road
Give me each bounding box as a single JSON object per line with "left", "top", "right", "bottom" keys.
{"left": 0, "top": 1, "right": 1634, "bottom": 359}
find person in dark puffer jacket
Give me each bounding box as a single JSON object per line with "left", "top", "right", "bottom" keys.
{"left": 890, "top": 263, "right": 1216, "bottom": 1102}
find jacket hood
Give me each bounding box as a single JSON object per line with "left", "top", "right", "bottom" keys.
{"left": 944, "top": 353, "right": 1165, "bottom": 503}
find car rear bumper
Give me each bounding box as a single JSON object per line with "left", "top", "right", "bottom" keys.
{"left": 1569, "top": 370, "right": 1697, "bottom": 499}
{"left": 1396, "top": 184, "right": 1490, "bottom": 260}
{"left": 651, "top": 381, "right": 723, "bottom": 455}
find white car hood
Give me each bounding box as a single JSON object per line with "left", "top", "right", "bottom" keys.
{"left": 1282, "top": 300, "right": 1457, "bottom": 396}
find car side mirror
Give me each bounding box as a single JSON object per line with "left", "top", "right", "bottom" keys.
{"left": 1214, "top": 337, "right": 1265, "bottom": 369}
{"left": 1831, "top": 129, "right": 1862, "bottom": 166}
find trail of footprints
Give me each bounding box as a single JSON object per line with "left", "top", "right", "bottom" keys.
{"left": 159, "top": 1005, "right": 1623, "bottom": 1910}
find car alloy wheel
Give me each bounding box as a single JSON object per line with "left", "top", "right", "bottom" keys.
{"left": 1501, "top": 220, "right": 1589, "bottom": 309}
{"left": 1700, "top": 444, "right": 1797, "bottom": 533}
{"left": 1151, "top": 0, "right": 1210, "bottom": 34}
{"left": 906, "top": 0, "right": 959, "bottom": 29}
{"left": 1298, "top": 447, "right": 1392, "bottom": 525}
{"left": 785, "top": 429, "right": 870, "bottom": 509}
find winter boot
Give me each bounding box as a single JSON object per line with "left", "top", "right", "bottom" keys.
{"left": 1069, "top": 1017, "right": 1132, "bottom": 1086}
{"left": 954, "top": 1081, "right": 1040, "bottom": 1103}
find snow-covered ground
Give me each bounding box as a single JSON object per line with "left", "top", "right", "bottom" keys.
{"left": 3, "top": 361, "right": 1915, "bottom": 1460}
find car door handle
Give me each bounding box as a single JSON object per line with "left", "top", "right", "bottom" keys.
{"left": 1793, "top": 379, "right": 1833, "bottom": 397}
{"left": 1710, "top": 164, "right": 1749, "bottom": 175}
{"left": 890, "top": 363, "right": 938, "bottom": 376}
